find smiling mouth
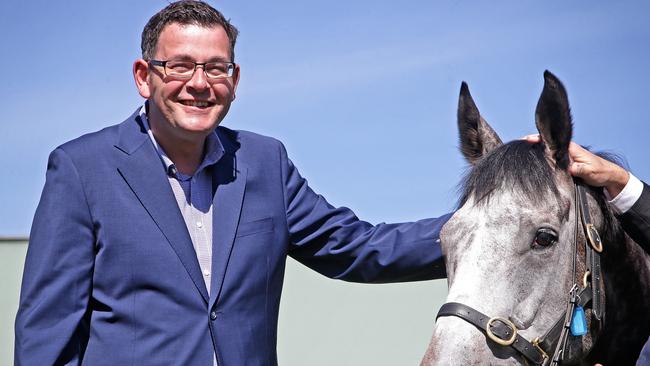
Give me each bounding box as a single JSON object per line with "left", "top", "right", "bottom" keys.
{"left": 179, "top": 100, "right": 214, "bottom": 107}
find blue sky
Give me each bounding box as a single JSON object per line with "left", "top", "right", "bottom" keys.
{"left": 1, "top": 1, "right": 649, "bottom": 236}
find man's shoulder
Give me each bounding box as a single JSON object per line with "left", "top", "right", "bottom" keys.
{"left": 58, "top": 124, "right": 119, "bottom": 152}
{"left": 216, "top": 125, "right": 285, "bottom": 153}
{"left": 56, "top": 110, "right": 140, "bottom": 157}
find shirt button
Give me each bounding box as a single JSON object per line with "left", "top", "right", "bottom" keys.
{"left": 203, "top": 270, "right": 211, "bottom": 277}
{"left": 210, "top": 311, "right": 217, "bottom": 320}
{"left": 196, "top": 221, "right": 203, "bottom": 228}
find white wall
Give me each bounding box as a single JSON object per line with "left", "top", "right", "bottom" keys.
{"left": 1, "top": 240, "right": 27, "bottom": 366}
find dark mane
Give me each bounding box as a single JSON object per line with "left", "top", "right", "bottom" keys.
{"left": 458, "top": 140, "right": 560, "bottom": 207}
{"left": 458, "top": 140, "right": 625, "bottom": 246}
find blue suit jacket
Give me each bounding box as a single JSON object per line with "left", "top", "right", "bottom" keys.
{"left": 15, "top": 110, "right": 449, "bottom": 366}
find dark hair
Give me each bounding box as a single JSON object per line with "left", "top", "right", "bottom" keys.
{"left": 458, "top": 141, "right": 627, "bottom": 247}
{"left": 141, "top": 0, "right": 239, "bottom": 61}
{"left": 458, "top": 140, "right": 561, "bottom": 207}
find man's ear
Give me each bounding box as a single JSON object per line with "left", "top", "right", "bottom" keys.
{"left": 133, "top": 59, "right": 151, "bottom": 98}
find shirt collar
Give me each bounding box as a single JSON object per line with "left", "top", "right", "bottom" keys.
{"left": 139, "top": 103, "right": 225, "bottom": 179}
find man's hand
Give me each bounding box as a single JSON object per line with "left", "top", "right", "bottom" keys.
{"left": 522, "top": 134, "right": 630, "bottom": 197}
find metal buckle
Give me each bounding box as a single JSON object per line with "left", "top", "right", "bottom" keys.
{"left": 585, "top": 224, "right": 603, "bottom": 253}
{"left": 582, "top": 270, "right": 591, "bottom": 289}
{"left": 486, "top": 317, "right": 517, "bottom": 346}
{"left": 532, "top": 337, "right": 550, "bottom": 361}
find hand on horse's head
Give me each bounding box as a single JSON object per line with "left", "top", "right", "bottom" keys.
{"left": 522, "top": 134, "right": 630, "bottom": 197}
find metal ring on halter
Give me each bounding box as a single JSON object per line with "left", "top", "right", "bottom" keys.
{"left": 585, "top": 224, "right": 603, "bottom": 253}
{"left": 532, "top": 337, "right": 549, "bottom": 362}
{"left": 583, "top": 270, "right": 591, "bottom": 289}
{"left": 486, "top": 317, "right": 518, "bottom": 346}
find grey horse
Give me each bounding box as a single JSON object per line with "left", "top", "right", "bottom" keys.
{"left": 422, "top": 71, "right": 650, "bottom": 365}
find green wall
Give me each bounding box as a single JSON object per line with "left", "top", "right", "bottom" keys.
{"left": 3, "top": 240, "right": 447, "bottom": 365}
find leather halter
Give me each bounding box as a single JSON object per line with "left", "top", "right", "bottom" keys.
{"left": 436, "top": 182, "right": 605, "bottom": 365}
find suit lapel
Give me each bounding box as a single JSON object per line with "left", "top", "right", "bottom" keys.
{"left": 209, "top": 149, "right": 247, "bottom": 309}
{"left": 115, "top": 113, "right": 209, "bottom": 304}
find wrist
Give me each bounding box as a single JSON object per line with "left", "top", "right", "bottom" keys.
{"left": 604, "top": 164, "right": 629, "bottom": 198}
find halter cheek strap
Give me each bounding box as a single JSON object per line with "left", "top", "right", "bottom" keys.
{"left": 577, "top": 185, "right": 604, "bottom": 321}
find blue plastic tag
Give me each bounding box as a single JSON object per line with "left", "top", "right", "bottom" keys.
{"left": 570, "top": 306, "right": 588, "bottom": 336}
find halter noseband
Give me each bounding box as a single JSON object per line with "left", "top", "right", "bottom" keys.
{"left": 436, "top": 182, "right": 605, "bottom": 365}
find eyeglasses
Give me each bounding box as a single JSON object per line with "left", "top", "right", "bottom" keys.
{"left": 148, "top": 59, "right": 236, "bottom": 79}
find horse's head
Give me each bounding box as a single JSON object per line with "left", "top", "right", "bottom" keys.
{"left": 424, "top": 71, "right": 613, "bottom": 365}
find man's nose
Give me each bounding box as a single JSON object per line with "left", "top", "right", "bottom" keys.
{"left": 186, "top": 65, "right": 209, "bottom": 90}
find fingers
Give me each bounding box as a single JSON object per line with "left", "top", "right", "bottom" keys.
{"left": 521, "top": 134, "right": 541, "bottom": 143}
{"left": 568, "top": 147, "right": 600, "bottom": 184}
{"left": 569, "top": 162, "right": 585, "bottom": 177}
{"left": 522, "top": 138, "right": 628, "bottom": 191}
{"left": 568, "top": 141, "right": 590, "bottom": 160}
{"left": 523, "top": 137, "right": 593, "bottom": 180}
{"left": 567, "top": 145, "right": 600, "bottom": 184}
{"left": 569, "top": 161, "right": 598, "bottom": 185}
{"left": 568, "top": 148, "right": 628, "bottom": 189}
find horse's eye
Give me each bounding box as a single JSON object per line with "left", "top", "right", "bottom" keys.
{"left": 533, "top": 229, "right": 558, "bottom": 249}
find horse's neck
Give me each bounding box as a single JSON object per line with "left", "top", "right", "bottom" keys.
{"left": 590, "top": 234, "right": 650, "bottom": 363}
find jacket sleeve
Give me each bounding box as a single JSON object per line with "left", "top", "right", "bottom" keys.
{"left": 619, "top": 182, "right": 650, "bottom": 254}
{"left": 279, "top": 143, "right": 450, "bottom": 283}
{"left": 15, "top": 148, "right": 95, "bottom": 366}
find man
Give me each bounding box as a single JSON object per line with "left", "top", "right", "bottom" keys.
{"left": 14, "top": 2, "right": 449, "bottom": 365}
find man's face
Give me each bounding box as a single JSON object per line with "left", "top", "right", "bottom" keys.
{"left": 135, "top": 23, "right": 239, "bottom": 143}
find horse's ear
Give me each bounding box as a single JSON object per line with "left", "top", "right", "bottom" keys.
{"left": 458, "top": 82, "right": 502, "bottom": 165}
{"left": 535, "top": 70, "right": 573, "bottom": 170}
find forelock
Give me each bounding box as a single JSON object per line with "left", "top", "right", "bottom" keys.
{"left": 458, "top": 140, "right": 561, "bottom": 207}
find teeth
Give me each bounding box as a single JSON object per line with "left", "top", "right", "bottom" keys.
{"left": 182, "top": 101, "right": 210, "bottom": 107}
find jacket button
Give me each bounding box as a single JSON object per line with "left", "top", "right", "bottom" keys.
{"left": 210, "top": 311, "right": 218, "bottom": 320}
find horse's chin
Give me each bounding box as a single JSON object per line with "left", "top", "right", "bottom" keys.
{"left": 423, "top": 317, "right": 523, "bottom": 365}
